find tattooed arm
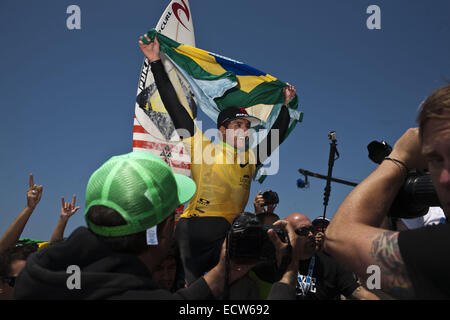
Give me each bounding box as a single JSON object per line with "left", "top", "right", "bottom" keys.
{"left": 323, "top": 129, "right": 424, "bottom": 299}
{"left": 326, "top": 225, "right": 415, "bottom": 299}
{"left": 368, "top": 231, "right": 414, "bottom": 298}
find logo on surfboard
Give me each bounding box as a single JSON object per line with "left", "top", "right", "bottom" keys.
{"left": 172, "top": 0, "right": 191, "bottom": 31}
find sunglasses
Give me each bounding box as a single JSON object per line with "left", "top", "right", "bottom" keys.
{"left": 295, "top": 226, "right": 315, "bottom": 237}
{"left": 1, "top": 276, "right": 16, "bottom": 288}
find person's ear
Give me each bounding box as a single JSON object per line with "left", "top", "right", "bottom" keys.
{"left": 218, "top": 125, "right": 227, "bottom": 138}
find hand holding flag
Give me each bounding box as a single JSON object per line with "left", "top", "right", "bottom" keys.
{"left": 139, "top": 34, "right": 161, "bottom": 63}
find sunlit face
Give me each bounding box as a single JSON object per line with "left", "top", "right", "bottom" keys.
{"left": 295, "top": 223, "right": 316, "bottom": 255}
{"left": 220, "top": 118, "right": 251, "bottom": 150}
{"left": 422, "top": 116, "right": 450, "bottom": 218}
{"left": 287, "top": 216, "right": 316, "bottom": 258}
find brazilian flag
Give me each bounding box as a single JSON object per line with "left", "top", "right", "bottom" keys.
{"left": 143, "top": 29, "right": 302, "bottom": 140}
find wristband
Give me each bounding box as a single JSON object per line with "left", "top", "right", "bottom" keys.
{"left": 383, "top": 157, "right": 409, "bottom": 174}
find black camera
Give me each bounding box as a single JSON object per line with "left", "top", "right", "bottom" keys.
{"left": 228, "top": 212, "right": 288, "bottom": 262}
{"left": 262, "top": 190, "right": 279, "bottom": 206}
{"left": 367, "top": 140, "right": 441, "bottom": 218}
{"left": 328, "top": 131, "right": 337, "bottom": 142}
{"left": 389, "top": 170, "right": 441, "bottom": 218}
{"left": 367, "top": 140, "right": 392, "bottom": 164}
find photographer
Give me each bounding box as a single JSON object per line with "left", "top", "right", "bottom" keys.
{"left": 225, "top": 212, "right": 301, "bottom": 299}
{"left": 324, "top": 84, "right": 450, "bottom": 299}
{"left": 285, "top": 213, "right": 378, "bottom": 300}
{"left": 312, "top": 217, "right": 330, "bottom": 252}
{"left": 254, "top": 190, "right": 279, "bottom": 217}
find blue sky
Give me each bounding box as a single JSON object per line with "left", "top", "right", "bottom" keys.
{"left": 1, "top": 0, "right": 449, "bottom": 241}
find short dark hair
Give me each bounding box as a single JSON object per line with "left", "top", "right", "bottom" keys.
{"left": 0, "top": 244, "right": 37, "bottom": 277}
{"left": 86, "top": 205, "right": 147, "bottom": 255}
{"left": 217, "top": 120, "right": 231, "bottom": 130}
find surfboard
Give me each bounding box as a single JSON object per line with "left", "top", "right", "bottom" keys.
{"left": 133, "top": 0, "right": 196, "bottom": 180}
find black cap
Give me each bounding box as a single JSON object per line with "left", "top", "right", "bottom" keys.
{"left": 312, "top": 217, "right": 330, "bottom": 228}
{"left": 217, "top": 106, "right": 261, "bottom": 128}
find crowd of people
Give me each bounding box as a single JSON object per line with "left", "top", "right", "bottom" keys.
{"left": 1, "top": 33, "right": 449, "bottom": 301}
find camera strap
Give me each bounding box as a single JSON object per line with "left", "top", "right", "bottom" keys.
{"left": 297, "top": 254, "right": 316, "bottom": 297}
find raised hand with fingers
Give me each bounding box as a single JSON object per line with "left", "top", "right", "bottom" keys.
{"left": 60, "top": 195, "right": 81, "bottom": 220}
{"left": 267, "top": 219, "right": 301, "bottom": 289}
{"left": 283, "top": 83, "right": 296, "bottom": 106}
{"left": 139, "top": 33, "right": 161, "bottom": 63}
{"left": 268, "top": 220, "right": 296, "bottom": 268}
{"left": 253, "top": 190, "right": 265, "bottom": 215}
{"left": 315, "top": 231, "right": 325, "bottom": 252}
{"left": 27, "top": 173, "right": 43, "bottom": 210}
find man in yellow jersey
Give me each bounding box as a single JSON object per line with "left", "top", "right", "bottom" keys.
{"left": 139, "top": 34, "right": 296, "bottom": 285}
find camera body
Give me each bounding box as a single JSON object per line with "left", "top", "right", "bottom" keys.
{"left": 389, "top": 170, "right": 441, "bottom": 218}
{"left": 228, "top": 212, "right": 288, "bottom": 262}
{"left": 262, "top": 190, "right": 279, "bottom": 206}
{"left": 367, "top": 140, "right": 441, "bottom": 218}
{"left": 328, "top": 131, "right": 337, "bottom": 142}
{"left": 367, "top": 140, "right": 392, "bottom": 164}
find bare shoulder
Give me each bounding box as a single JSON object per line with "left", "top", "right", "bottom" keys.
{"left": 369, "top": 231, "right": 415, "bottom": 299}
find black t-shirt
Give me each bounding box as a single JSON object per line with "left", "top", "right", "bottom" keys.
{"left": 398, "top": 223, "right": 450, "bottom": 299}
{"left": 295, "top": 252, "right": 359, "bottom": 300}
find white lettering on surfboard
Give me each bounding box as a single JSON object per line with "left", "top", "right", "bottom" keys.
{"left": 138, "top": 59, "right": 150, "bottom": 92}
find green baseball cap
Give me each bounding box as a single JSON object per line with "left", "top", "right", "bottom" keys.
{"left": 84, "top": 151, "right": 196, "bottom": 237}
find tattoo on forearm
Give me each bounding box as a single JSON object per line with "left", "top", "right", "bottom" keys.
{"left": 369, "top": 231, "right": 414, "bottom": 299}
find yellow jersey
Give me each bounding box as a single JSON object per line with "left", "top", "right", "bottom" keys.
{"left": 180, "top": 127, "right": 257, "bottom": 224}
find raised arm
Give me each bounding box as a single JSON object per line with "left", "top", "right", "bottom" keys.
{"left": 0, "top": 174, "right": 43, "bottom": 253}
{"left": 50, "top": 195, "right": 80, "bottom": 243}
{"left": 256, "top": 84, "right": 295, "bottom": 165}
{"left": 138, "top": 34, "right": 195, "bottom": 138}
{"left": 324, "top": 128, "right": 426, "bottom": 299}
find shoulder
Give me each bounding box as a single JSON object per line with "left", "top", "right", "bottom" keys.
{"left": 399, "top": 222, "right": 450, "bottom": 247}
